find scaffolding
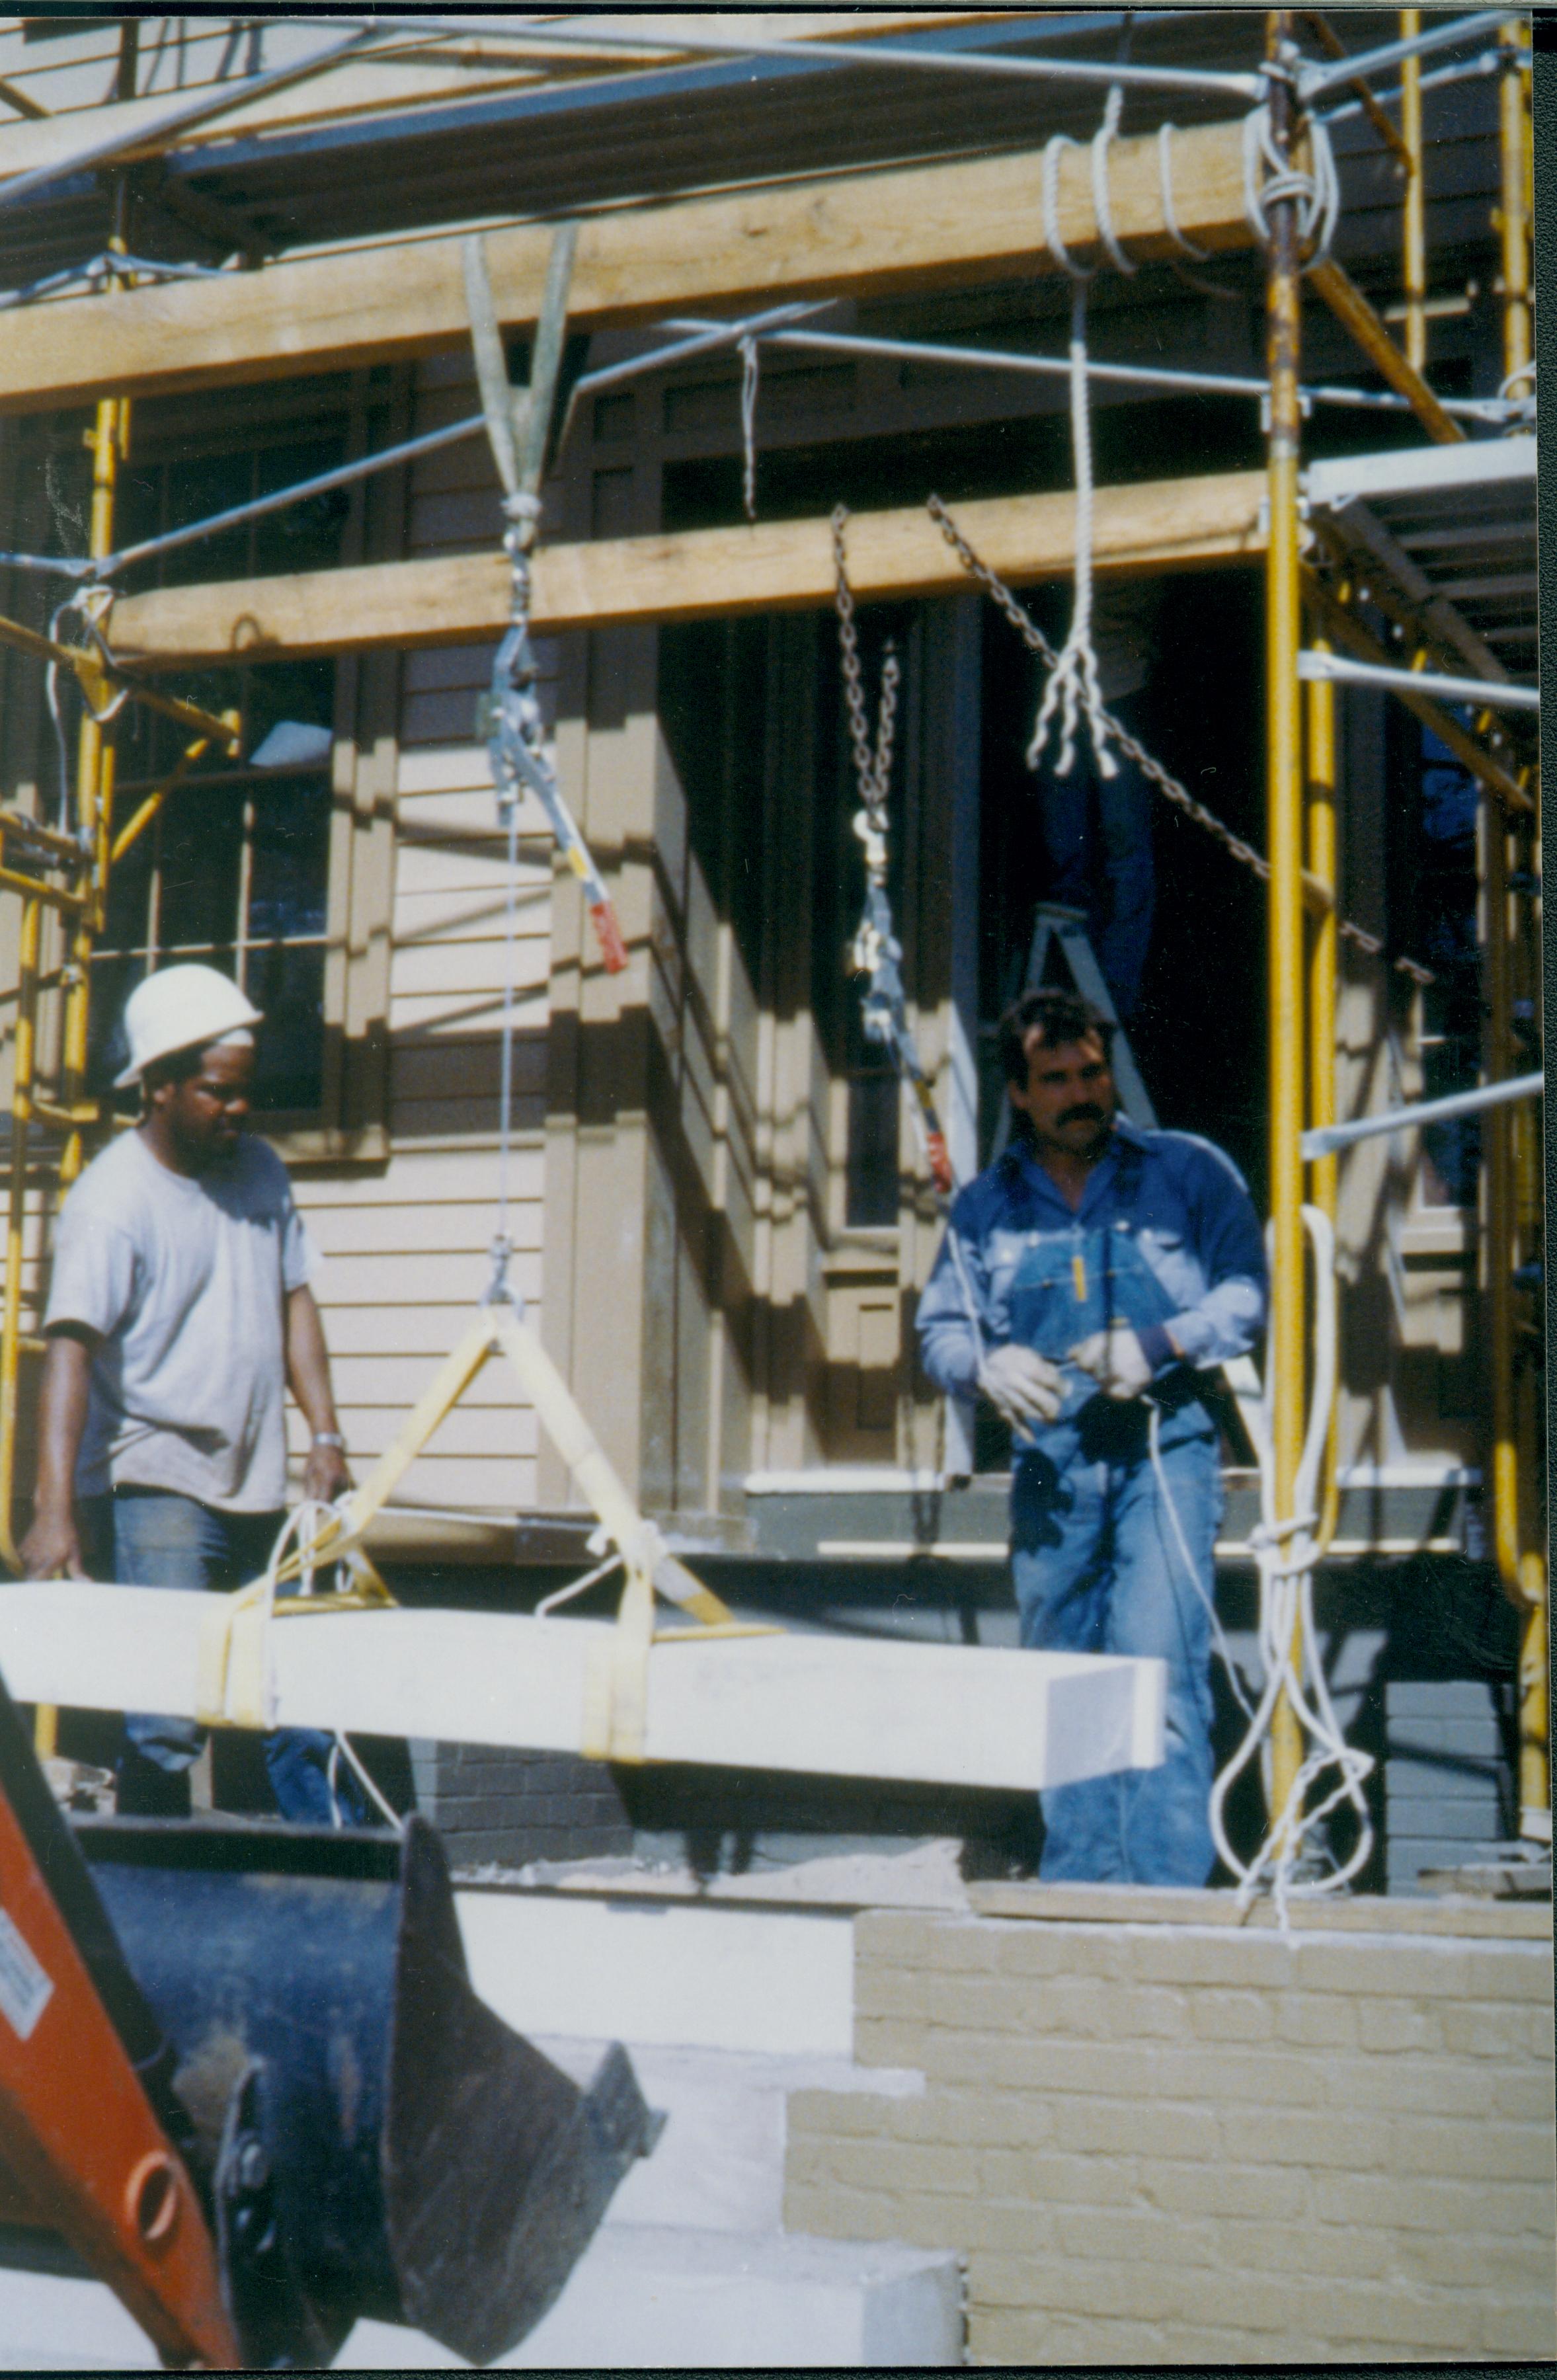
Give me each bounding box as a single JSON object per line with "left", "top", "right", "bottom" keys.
{"left": 0, "top": 8, "right": 1540, "bottom": 1864}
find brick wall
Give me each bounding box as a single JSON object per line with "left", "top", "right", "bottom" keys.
{"left": 784, "top": 1888, "right": 1555, "bottom": 2365}
{"left": 413, "top": 1742, "right": 631, "bottom": 1869}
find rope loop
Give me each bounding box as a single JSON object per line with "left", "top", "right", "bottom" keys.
{"left": 1090, "top": 83, "right": 1137, "bottom": 278}
{"left": 1041, "top": 132, "right": 1093, "bottom": 283}
{"left": 739, "top": 334, "right": 760, "bottom": 522}
{"left": 1242, "top": 102, "right": 1339, "bottom": 269}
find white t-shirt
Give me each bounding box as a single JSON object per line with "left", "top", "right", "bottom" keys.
{"left": 44, "top": 1129, "right": 318, "bottom": 1512}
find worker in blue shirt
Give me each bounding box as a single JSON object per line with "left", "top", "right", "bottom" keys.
{"left": 917, "top": 986, "right": 1267, "bottom": 1885}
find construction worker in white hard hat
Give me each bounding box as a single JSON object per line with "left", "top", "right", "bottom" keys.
{"left": 20, "top": 963, "right": 370, "bottom": 1823}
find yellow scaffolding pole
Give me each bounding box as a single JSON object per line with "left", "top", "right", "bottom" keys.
{"left": 1264, "top": 9, "right": 1308, "bottom": 1819}
{"left": 1488, "top": 15, "right": 1545, "bottom": 1832}
{"left": 1398, "top": 11, "right": 1427, "bottom": 374}
{"left": 1306, "top": 644, "right": 1339, "bottom": 1552}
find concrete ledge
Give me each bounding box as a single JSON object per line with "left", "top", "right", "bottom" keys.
{"left": 967, "top": 1880, "right": 1552, "bottom": 1940}
{"left": 456, "top": 1885, "right": 856, "bottom": 2055}
{"left": 342, "top": 2227, "right": 964, "bottom": 2369}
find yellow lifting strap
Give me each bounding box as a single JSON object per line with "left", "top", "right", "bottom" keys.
{"left": 195, "top": 1298, "right": 756, "bottom": 1755}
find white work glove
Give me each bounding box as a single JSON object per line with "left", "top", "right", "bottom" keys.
{"left": 1070, "top": 1325, "right": 1156, "bottom": 1401}
{"left": 978, "top": 1344, "right": 1064, "bottom": 1429}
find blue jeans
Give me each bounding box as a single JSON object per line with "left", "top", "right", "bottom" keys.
{"left": 1011, "top": 1425, "right": 1220, "bottom": 1884}
{"left": 1037, "top": 688, "right": 1155, "bottom": 1022}
{"left": 104, "top": 1489, "right": 369, "bottom": 1827}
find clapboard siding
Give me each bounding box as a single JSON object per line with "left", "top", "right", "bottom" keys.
{"left": 295, "top": 354, "right": 558, "bottom": 1521}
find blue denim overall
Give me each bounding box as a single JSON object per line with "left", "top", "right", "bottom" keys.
{"left": 1006, "top": 1162, "right": 1222, "bottom": 1886}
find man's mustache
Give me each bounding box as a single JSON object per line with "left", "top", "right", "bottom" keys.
{"left": 1057, "top": 1102, "right": 1107, "bottom": 1129}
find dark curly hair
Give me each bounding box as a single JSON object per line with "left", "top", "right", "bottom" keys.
{"left": 997, "top": 986, "right": 1114, "bottom": 1091}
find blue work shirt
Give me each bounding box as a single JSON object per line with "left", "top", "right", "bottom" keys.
{"left": 916, "top": 1118, "right": 1267, "bottom": 1458}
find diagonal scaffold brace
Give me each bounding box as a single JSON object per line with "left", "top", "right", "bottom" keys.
{"left": 465, "top": 221, "right": 628, "bottom": 976}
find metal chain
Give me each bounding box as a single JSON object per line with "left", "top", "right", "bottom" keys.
{"left": 926, "top": 496, "right": 1434, "bottom": 989}
{"left": 832, "top": 506, "right": 955, "bottom": 1200}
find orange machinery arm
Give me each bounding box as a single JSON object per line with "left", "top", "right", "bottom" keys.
{"left": 0, "top": 1681, "right": 239, "bottom": 2369}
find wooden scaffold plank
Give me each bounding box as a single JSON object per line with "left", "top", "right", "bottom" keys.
{"left": 0, "top": 118, "right": 1254, "bottom": 413}
{"left": 109, "top": 468, "right": 1267, "bottom": 662}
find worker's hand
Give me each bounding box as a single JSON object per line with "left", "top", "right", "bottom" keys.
{"left": 1070, "top": 1325, "right": 1154, "bottom": 1400}
{"left": 303, "top": 1439, "right": 352, "bottom": 1507}
{"left": 978, "top": 1344, "right": 1064, "bottom": 1429}
{"left": 19, "top": 1506, "right": 89, "bottom": 1581}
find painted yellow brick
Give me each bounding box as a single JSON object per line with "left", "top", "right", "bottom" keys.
{"left": 786, "top": 2088, "right": 894, "bottom": 2141}
{"left": 1217, "top": 2104, "right": 1391, "bottom": 2172}
{"left": 971, "top": 2309, "right": 1162, "bottom": 2367}
{"left": 782, "top": 2180, "right": 900, "bottom": 2240}
{"left": 1136, "top": 2157, "right": 1310, "bottom": 2224}
{"left": 1051, "top": 2205, "right": 1222, "bottom": 2268}
{"left": 854, "top": 2014, "right": 932, "bottom": 2069}
{"left": 978, "top": 2146, "right": 1140, "bottom": 2207}
{"left": 1123, "top": 1929, "right": 1296, "bottom": 1989}
{"left": 1391, "top": 2229, "right": 1556, "bottom": 2295}
{"left": 856, "top": 1911, "right": 947, "bottom": 1965}
{"left": 993, "top": 1923, "right": 1129, "bottom": 1981}
{"left": 1439, "top": 1997, "right": 1555, "bottom": 2057}
{"left": 1185, "top": 1985, "right": 1279, "bottom": 2043}
{"left": 904, "top": 2026, "right": 1078, "bottom": 2092}
{"left": 1092, "top": 1981, "right": 1197, "bottom": 2040}
{"left": 1142, "top": 2042, "right": 1327, "bottom": 2108}
{"left": 1213, "top": 2215, "right": 1397, "bottom": 2283}
{"left": 1308, "top": 2278, "right": 1479, "bottom": 2353}
{"left": 1052, "top": 2096, "right": 1220, "bottom": 2162}
{"left": 973, "top": 2250, "right": 1183, "bottom": 2324}
{"left": 1019, "top": 1973, "right": 1125, "bottom": 2038}
{"left": 1477, "top": 2301, "right": 1557, "bottom": 2358}
{"left": 854, "top": 1963, "right": 933, "bottom": 2020}
{"left": 1150, "top": 2266, "right": 1322, "bottom": 2337}
{"left": 1271, "top": 1991, "right": 1361, "bottom": 2049}
{"left": 1323, "top": 2051, "right": 1523, "bottom": 2118}
{"left": 1299, "top": 1937, "right": 1548, "bottom": 2001}
{"left": 1353, "top": 1996, "right": 1443, "bottom": 2054}
{"left": 1318, "top": 2168, "right": 1554, "bottom": 2239}
{"left": 956, "top": 2198, "right": 1059, "bottom": 2256}
{"left": 904, "top": 2087, "right": 1053, "bottom": 2150}
{"left": 824, "top": 2135, "right": 980, "bottom": 2197}
{"left": 1388, "top": 2112, "right": 1556, "bottom": 2183}
{"left": 919, "top": 1971, "right": 1062, "bottom": 2033}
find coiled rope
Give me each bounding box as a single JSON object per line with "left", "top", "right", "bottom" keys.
{"left": 1206, "top": 1206, "right": 1375, "bottom": 1916}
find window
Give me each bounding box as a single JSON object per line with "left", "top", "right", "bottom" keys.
{"left": 88, "top": 424, "right": 348, "bottom": 1117}
{"left": 24, "top": 375, "right": 403, "bottom": 1157}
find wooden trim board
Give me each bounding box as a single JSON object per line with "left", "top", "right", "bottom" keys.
{"left": 0, "top": 1581, "right": 1164, "bottom": 1792}
{"left": 109, "top": 469, "right": 1267, "bottom": 662}
{"left": 0, "top": 118, "right": 1254, "bottom": 414}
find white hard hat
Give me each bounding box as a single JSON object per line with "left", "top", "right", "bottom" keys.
{"left": 114, "top": 963, "right": 262, "bottom": 1089}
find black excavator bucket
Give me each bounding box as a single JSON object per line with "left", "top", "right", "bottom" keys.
{"left": 52, "top": 1811, "right": 658, "bottom": 2368}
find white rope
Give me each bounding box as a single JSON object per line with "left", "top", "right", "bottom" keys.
{"left": 1090, "top": 84, "right": 1135, "bottom": 277}
{"left": 1241, "top": 103, "right": 1340, "bottom": 269}
{"left": 1145, "top": 1400, "right": 1258, "bottom": 1725}
{"left": 536, "top": 1549, "right": 624, "bottom": 1618}
{"left": 1206, "top": 1207, "right": 1375, "bottom": 1919}
{"left": 1157, "top": 122, "right": 1209, "bottom": 261}
{"left": 739, "top": 333, "right": 760, "bottom": 522}
{"left": 1029, "top": 92, "right": 1124, "bottom": 786}
{"left": 1025, "top": 279, "right": 1114, "bottom": 783}
{"left": 327, "top": 1731, "right": 405, "bottom": 1831}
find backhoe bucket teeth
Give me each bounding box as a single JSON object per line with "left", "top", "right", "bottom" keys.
{"left": 71, "top": 1812, "right": 659, "bottom": 2368}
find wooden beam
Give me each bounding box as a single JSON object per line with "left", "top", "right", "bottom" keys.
{"left": 0, "top": 119, "right": 1254, "bottom": 415}
{"left": 0, "top": 1579, "right": 1163, "bottom": 1792}
{"left": 109, "top": 469, "right": 1267, "bottom": 664}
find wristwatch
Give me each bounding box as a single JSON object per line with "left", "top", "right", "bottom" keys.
{"left": 311, "top": 1431, "right": 347, "bottom": 1450}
